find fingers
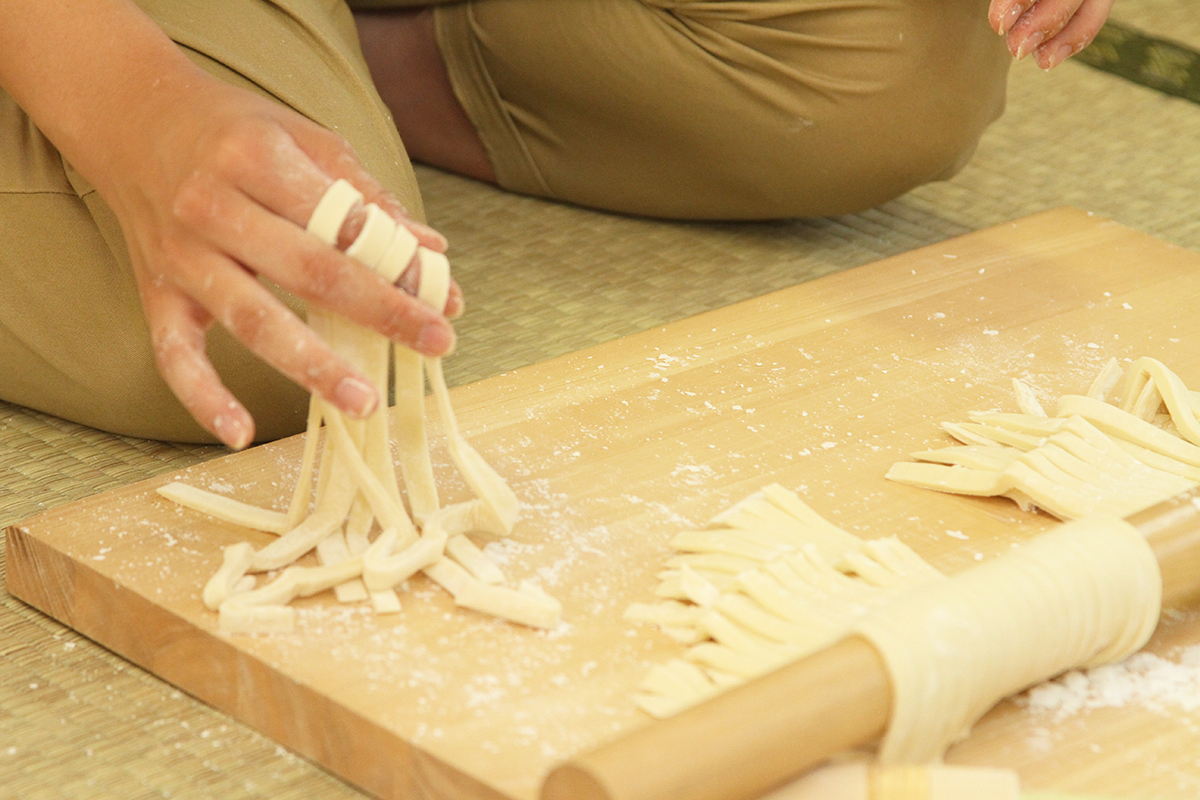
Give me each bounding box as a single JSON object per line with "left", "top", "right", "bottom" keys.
{"left": 172, "top": 176, "right": 457, "bottom": 356}
{"left": 444, "top": 279, "right": 465, "bottom": 319}
{"left": 1031, "top": 0, "right": 1114, "bottom": 69}
{"left": 989, "top": 0, "right": 1113, "bottom": 69}
{"left": 998, "top": 0, "right": 1085, "bottom": 60}
{"left": 224, "top": 115, "right": 448, "bottom": 254}
{"left": 208, "top": 115, "right": 462, "bottom": 320}
{"left": 146, "top": 102, "right": 463, "bottom": 447}
{"left": 165, "top": 158, "right": 461, "bottom": 446}
{"left": 989, "top": 0, "right": 1037, "bottom": 37}
{"left": 142, "top": 281, "right": 256, "bottom": 450}
{"left": 153, "top": 242, "right": 401, "bottom": 442}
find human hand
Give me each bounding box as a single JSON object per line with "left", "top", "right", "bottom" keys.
{"left": 0, "top": 2, "right": 465, "bottom": 448}
{"left": 989, "top": 0, "right": 1115, "bottom": 70}
{"left": 98, "top": 74, "right": 462, "bottom": 450}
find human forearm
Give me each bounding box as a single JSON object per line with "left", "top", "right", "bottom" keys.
{"left": 0, "top": 0, "right": 206, "bottom": 188}
{"left": 0, "top": 1, "right": 458, "bottom": 449}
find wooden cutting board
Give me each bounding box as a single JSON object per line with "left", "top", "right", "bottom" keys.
{"left": 9, "top": 207, "right": 1200, "bottom": 800}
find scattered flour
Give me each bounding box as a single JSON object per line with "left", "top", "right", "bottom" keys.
{"left": 1019, "top": 646, "right": 1200, "bottom": 723}
{"left": 671, "top": 463, "right": 718, "bottom": 486}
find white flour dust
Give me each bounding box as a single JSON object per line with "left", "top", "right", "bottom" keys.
{"left": 1019, "top": 646, "right": 1200, "bottom": 723}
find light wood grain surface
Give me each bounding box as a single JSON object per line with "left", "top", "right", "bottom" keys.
{"left": 9, "top": 208, "right": 1200, "bottom": 800}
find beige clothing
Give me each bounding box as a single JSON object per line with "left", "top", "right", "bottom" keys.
{"left": 0, "top": 0, "right": 1008, "bottom": 443}
{"left": 431, "top": 0, "right": 1010, "bottom": 219}
{"left": 0, "top": 0, "right": 413, "bottom": 443}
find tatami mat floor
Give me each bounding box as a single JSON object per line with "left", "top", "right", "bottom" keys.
{"left": 3, "top": 5, "right": 1199, "bottom": 798}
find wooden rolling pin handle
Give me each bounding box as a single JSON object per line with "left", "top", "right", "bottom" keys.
{"left": 1128, "top": 486, "right": 1200, "bottom": 609}
{"left": 541, "top": 486, "right": 1200, "bottom": 800}
{"left": 540, "top": 635, "right": 890, "bottom": 800}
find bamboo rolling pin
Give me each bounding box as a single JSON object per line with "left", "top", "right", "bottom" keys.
{"left": 540, "top": 487, "right": 1200, "bottom": 800}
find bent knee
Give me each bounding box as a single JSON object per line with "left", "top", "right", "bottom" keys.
{"left": 646, "top": 84, "right": 1008, "bottom": 220}
{"left": 740, "top": 76, "right": 1010, "bottom": 219}
{"left": 612, "top": 0, "right": 1014, "bottom": 219}
{"left": 442, "top": 0, "right": 1010, "bottom": 220}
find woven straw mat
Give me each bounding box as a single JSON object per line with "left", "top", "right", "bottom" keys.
{"left": 4, "top": 5, "right": 1200, "bottom": 798}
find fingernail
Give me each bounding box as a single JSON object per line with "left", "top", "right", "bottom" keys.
{"left": 445, "top": 291, "right": 465, "bottom": 320}
{"left": 1000, "top": 4, "right": 1024, "bottom": 35}
{"left": 410, "top": 221, "right": 449, "bottom": 251}
{"left": 214, "top": 413, "right": 252, "bottom": 451}
{"left": 1015, "top": 30, "right": 1044, "bottom": 60}
{"left": 335, "top": 376, "right": 378, "bottom": 418}
{"left": 416, "top": 320, "right": 456, "bottom": 357}
{"left": 1041, "top": 43, "right": 1077, "bottom": 70}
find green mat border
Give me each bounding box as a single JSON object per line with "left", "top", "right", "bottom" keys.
{"left": 1078, "top": 21, "right": 1200, "bottom": 104}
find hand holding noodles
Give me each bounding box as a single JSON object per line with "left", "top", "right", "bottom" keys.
{"left": 159, "top": 180, "right": 559, "bottom": 634}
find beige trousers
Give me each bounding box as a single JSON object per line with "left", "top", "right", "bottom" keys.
{"left": 430, "top": 0, "right": 1010, "bottom": 219}
{"left": 0, "top": 0, "right": 1008, "bottom": 443}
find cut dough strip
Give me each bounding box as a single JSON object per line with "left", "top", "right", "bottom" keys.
{"left": 306, "top": 178, "right": 362, "bottom": 245}
{"left": 1121, "top": 357, "right": 1200, "bottom": 443}
{"left": 157, "top": 482, "right": 288, "bottom": 534}
{"left": 628, "top": 486, "right": 1161, "bottom": 784}
{"left": 202, "top": 542, "right": 256, "bottom": 610}
{"left": 391, "top": 245, "right": 444, "bottom": 525}
{"left": 857, "top": 514, "right": 1159, "bottom": 763}
{"left": 627, "top": 485, "right": 944, "bottom": 718}
{"left": 316, "top": 532, "right": 369, "bottom": 603}
{"left": 888, "top": 358, "right": 1200, "bottom": 519}
{"left": 158, "top": 180, "right": 557, "bottom": 634}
